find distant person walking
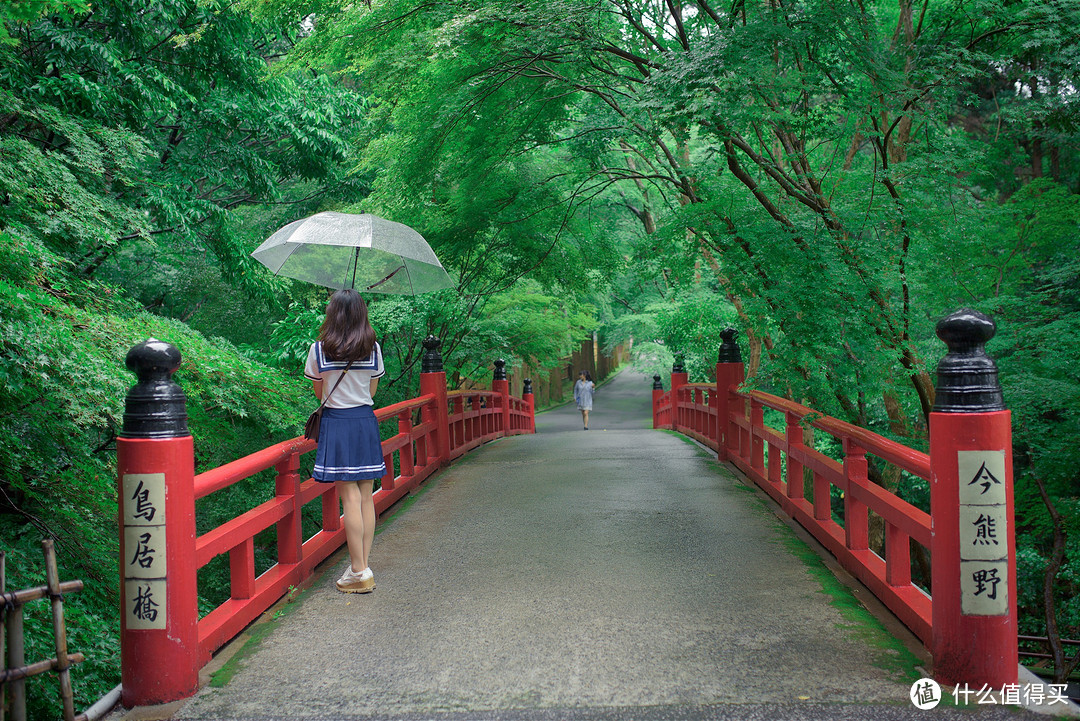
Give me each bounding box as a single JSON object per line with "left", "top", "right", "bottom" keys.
{"left": 574, "top": 370, "right": 595, "bottom": 430}
{"left": 304, "top": 289, "right": 385, "bottom": 594}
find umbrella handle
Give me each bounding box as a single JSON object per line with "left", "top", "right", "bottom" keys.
{"left": 366, "top": 264, "right": 406, "bottom": 291}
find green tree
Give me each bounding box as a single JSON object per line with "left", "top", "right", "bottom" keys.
{"left": 0, "top": 2, "right": 369, "bottom": 714}
{"left": 0, "top": 0, "right": 369, "bottom": 334}
{"left": 969, "top": 180, "right": 1080, "bottom": 681}
{"left": 282, "top": 0, "right": 1080, "bottom": 677}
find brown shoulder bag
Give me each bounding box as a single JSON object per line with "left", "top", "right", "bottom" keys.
{"left": 304, "top": 360, "right": 354, "bottom": 441}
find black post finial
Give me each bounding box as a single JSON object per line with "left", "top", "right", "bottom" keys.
{"left": 672, "top": 353, "right": 686, "bottom": 374}
{"left": 718, "top": 327, "right": 742, "bottom": 363}
{"left": 932, "top": 309, "right": 1005, "bottom": 413}
{"left": 120, "top": 339, "right": 189, "bottom": 438}
{"left": 422, "top": 335, "right": 443, "bottom": 373}
{"left": 523, "top": 378, "right": 533, "bottom": 395}
{"left": 493, "top": 358, "right": 507, "bottom": 381}
{"left": 653, "top": 374, "right": 663, "bottom": 390}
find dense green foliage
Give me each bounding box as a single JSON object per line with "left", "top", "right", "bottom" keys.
{"left": 1, "top": 0, "right": 1078, "bottom": 715}
{"left": 0, "top": 1, "right": 597, "bottom": 715}
{"left": 0, "top": 0, "right": 377, "bottom": 713}
{"left": 286, "top": 0, "right": 1080, "bottom": 680}
{"left": 0, "top": 234, "right": 315, "bottom": 714}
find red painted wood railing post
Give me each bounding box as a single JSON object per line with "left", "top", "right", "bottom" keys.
{"left": 229, "top": 538, "right": 255, "bottom": 601}
{"left": 693, "top": 388, "right": 703, "bottom": 435}
{"left": 750, "top": 398, "right": 765, "bottom": 475}
{"left": 419, "top": 336, "right": 450, "bottom": 467}
{"left": 415, "top": 405, "right": 430, "bottom": 468}
{"left": 322, "top": 485, "right": 341, "bottom": 532}
{"left": 275, "top": 453, "right": 302, "bottom": 566}
{"left": 813, "top": 470, "right": 831, "bottom": 522}
{"left": 715, "top": 328, "right": 744, "bottom": 462}
{"left": 929, "top": 310, "right": 1017, "bottom": 688}
{"left": 380, "top": 448, "right": 396, "bottom": 492}
{"left": 843, "top": 440, "right": 869, "bottom": 552}
{"left": 670, "top": 355, "right": 688, "bottom": 433}
{"left": 116, "top": 340, "right": 199, "bottom": 706}
{"left": 652, "top": 375, "right": 663, "bottom": 429}
{"left": 468, "top": 395, "right": 479, "bottom": 442}
{"left": 784, "top": 411, "right": 805, "bottom": 500}
{"left": 397, "top": 409, "right": 415, "bottom": 480}
{"left": 493, "top": 359, "right": 510, "bottom": 437}
{"left": 705, "top": 390, "right": 713, "bottom": 439}
{"left": 523, "top": 379, "right": 536, "bottom": 433}
{"left": 886, "top": 524, "right": 912, "bottom": 587}
{"left": 452, "top": 395, "right": 464, "bottom": 449}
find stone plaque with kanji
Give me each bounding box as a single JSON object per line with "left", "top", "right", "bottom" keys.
{"left": 957, "top": 451, "right": 1006, "bottom": 506}
{"left": 124, "top": 579, "right": 167, "bottom": 630}
{"left": 960, "top": 560, "right": 1009, "bottom": 616}
{"left": 959, "top": 506, "right": 1008, "bottom": 561}
{"left": 122, "top": 473, "right": 166, "bottom": 526}
{"left": 123, "top": 525, "right": 167, "bottom": 579}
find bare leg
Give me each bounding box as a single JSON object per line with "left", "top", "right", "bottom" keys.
{"left": 583, "top": 409, "right": 590, "bottom": 428}
{"left": 358, "top": 479, "right": 375, "bottom": 568}
{"left": 338, "top": 480, "right": 376, "bottom": 572}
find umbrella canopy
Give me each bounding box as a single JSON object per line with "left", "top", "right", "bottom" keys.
{"left": 251, "top": 211, "right": 455, "bottom": 294}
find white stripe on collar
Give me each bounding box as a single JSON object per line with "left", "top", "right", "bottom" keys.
{"left": 315, "top": 342, "right": 380, "bottom": 372}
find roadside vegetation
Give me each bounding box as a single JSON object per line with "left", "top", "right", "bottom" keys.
{"left": 1, "top": 0, "right": 1077, "bottom": 716}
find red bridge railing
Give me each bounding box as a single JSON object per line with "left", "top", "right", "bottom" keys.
{"left": 653, "top": 313, "right": 1017, "bottom": 690}
{"left": 447, "top": 392, "right": 533, "bottom": 458}
{"left": 115, "top": 339, "right": 534, "bottom": 707}
{"left": 662, "top": 384, "right": 934, "bottom": 644}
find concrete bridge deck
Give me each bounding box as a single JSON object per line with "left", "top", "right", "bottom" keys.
{"left": 166, "top": 371, "right": 1043, "bottom": 721}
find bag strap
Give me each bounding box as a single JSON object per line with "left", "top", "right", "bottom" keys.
{"left": 315, "top": 358, "right": 355, "bottom": 412}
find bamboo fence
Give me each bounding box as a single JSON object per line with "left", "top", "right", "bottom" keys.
{"left": 1, "top": 540, "right": 87, "bottom": 721}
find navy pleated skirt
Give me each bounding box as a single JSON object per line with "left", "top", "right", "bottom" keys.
{"left": 313, "top": 405, "right": 386, "bottom": 482}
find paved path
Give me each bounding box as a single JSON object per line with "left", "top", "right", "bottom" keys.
{"left": 174, "top": 371, "right": 1042, "bottom": 720}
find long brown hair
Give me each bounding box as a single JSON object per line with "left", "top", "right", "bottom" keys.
{"left": 319, "top": 289, "right": 376, "bottom": 361}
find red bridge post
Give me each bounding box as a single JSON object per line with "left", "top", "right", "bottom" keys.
{"left": 493, "top": 359, "right": 510, "bottom": 435}
{"left": 929, "top": 310, "right": 1017, "bottom": 688}
{"left": 652, "top": 375, "right": 664, "bottom": 429}
{"left": 715, "top": 328, "right": 744, "bottom": 462}
{"left": 522, "top": 378, "right": 536, "bottom": 433}
{"left": 419, "top": 335, "right": 451, "bottom": 466}
{"left": 670, "top": 355, "right": 688, "bottom": 433}
{"left": 116, "top": 340, "right": 199, "bottom": 706}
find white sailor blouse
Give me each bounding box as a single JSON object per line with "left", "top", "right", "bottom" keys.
{"left": 304, "top": 341, "right": 385, "bottom": 408}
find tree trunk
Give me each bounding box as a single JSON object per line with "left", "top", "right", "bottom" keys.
{"left": 1032, "top": 473, "right": 1080, "bottom": 683}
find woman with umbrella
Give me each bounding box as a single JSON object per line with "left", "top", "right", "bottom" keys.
{"left": 304, "top": 289, "right": 386, "bottom": 593}
{"left": 256, "top": 211, "right": 455, "bottom": 591}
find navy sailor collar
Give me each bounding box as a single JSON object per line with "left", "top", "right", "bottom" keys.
{"left": 314, "top": 342, "right": 380, "bottom": 373}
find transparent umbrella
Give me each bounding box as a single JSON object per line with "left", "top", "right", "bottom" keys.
{"left": 251, "top": 211, "right": 455, "bottom": 294}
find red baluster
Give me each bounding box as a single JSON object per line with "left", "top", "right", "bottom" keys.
{"left": 843, "top": 439, "right": 869, "bottom": 552}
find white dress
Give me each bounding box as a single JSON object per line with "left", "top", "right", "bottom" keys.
{"left": 574, "top": 380, "right": 595, "bottom": 410}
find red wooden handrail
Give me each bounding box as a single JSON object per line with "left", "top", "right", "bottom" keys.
{"left": 195, "top": 438, "right": 315, "bottom": 500}
{"left": 376, "top": 393, "right": 437, "bottom": 420}
{"left": 744, "top": 390, "right": 931, "bottom": 479}
{"left": 446, "top": 389, "right": 498, "bottom": 399}
{"left": 657, "top": 317, "right": 1021, "bottom": 689}
{"left": 116, "top": 338, "right": 541, "bottom": 707}
{"left": 189, "top": 387, "right": 532, "bottom": 666}
{"left": 662, "top": 373, "right": 933, "bottom": 646}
